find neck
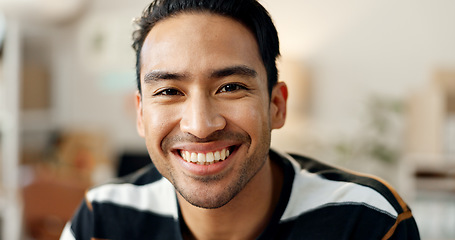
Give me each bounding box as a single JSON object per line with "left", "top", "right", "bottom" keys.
{"left": 178, "top": 157, "right": 283, "bottom": 240}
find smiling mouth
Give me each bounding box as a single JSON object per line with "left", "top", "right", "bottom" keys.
{"left": 179, "top": 146, "right": 237, "bottom": 165}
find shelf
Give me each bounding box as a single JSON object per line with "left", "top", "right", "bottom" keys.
{"left": 414, "top": 162, "right": 455, "bottom": 192}
{"left": 416, "top": 178, "right": 455, "bottom": 192}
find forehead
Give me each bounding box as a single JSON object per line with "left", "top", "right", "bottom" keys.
{"left": 139, "top": 12, "right": 265, "bottom": 79}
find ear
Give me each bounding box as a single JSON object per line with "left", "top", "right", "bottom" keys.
{"left": 270, "top": 82, "right": 288, "bottom": 129}
{"left": 135, "top": 91, "right": 145, "bottom": 137}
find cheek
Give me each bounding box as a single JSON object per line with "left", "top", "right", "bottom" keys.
{"left": 142, "top": 105, "right": 181, "bottom": 147}
{"left": 222, "top": 99, "right": 270, "bottom": 138}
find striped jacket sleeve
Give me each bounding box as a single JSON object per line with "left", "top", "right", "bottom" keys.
{"left": 60, "top": 197, "right": 94, "bottom": 240}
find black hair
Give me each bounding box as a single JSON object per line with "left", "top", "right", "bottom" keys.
{"left": 132, "top": 0, "right": 280, "bottom": 96}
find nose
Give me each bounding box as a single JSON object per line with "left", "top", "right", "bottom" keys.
{"left": 180, "top": 94, "right": 226, "bottom": 139}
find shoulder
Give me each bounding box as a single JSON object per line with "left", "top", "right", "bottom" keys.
{"left": 65, "top": 165, "right": 180, "bottom": 239}
{"left": 272, "top": 150, "right": 419, "bottom": 239}
{"left": 289, "top": 152, "right": 408, "bottom": 216}
{"left": 85, "top": 164, "right": 178, "bottom": 218}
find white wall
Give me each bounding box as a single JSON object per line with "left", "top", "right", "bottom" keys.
{"left": 264, "top": 0, "right": 455, "bottom": 138}
{"left": 49, "top": 1, "right": 152, "bottom": 153}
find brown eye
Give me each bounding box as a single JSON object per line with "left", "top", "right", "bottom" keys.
{"left": 218, "top": 83, "right": 247, "bottom": 93}
{"left": 154, "top": 88, "right": 183, "bottom": 96}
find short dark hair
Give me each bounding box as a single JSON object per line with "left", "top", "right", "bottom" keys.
{"left": 132, "top": 0, "right": 280, "bottom": 96}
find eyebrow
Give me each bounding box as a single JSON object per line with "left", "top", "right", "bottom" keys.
{"left": 142, "top": 65, "right": 257, "bottom": 84}
{"left": 143, "top": 71, "right": 186, "bottom": 83}
{"left": 210, "top": 65, "right": 257, "bottom": 79}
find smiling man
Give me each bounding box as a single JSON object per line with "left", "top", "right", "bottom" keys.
{"left": 61, "top": 0, "right": 420, "bottom": 239}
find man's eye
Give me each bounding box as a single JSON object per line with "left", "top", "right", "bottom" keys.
{"left": 154, "top": 88, "right": 183, "bottom": 96}
{"left": 218, "top": 83, "right": 247, "bottom": 93}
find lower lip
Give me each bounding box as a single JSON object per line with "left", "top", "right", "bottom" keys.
{"left": 176, "top": 150, "right": 236, "bottom": 176}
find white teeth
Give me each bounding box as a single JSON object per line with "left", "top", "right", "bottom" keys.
{"left": 181, "top": 148, "right": 231, "bottom": 164}
{"left": 185, "top": 151, "right": 191, "bottom": 162}
{"left": 206, "top": 152, "right": 214, "bottom": 163}
{"left": 191, "top": 152, "right": 197, "bottom": 163}
{"left": 214, "top": 151, "right": 221, "bottom": 161}
{"left": 197, "top": 153, "right": 205, "bottom": 163}
{"left": 221, "top": 149, "right": 226, "bottom": 160}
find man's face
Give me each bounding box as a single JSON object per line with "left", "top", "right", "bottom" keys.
{"left": 136, "top": 13, "right": 286, "bottom": 208}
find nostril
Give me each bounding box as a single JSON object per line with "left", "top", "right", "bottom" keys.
{"left": 180, "top": 117, "right": 226, "bottom": 139}
{"left": 179, "top": 97, "right": 227, "bottom": 139}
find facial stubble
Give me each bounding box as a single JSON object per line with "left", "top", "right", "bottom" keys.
{"left": 160, "top": 129, "right": 271, "bottom": 209}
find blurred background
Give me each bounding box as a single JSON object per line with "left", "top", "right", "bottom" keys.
{"left": 0, "top": 0, "right": 454, "bottom": 239}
